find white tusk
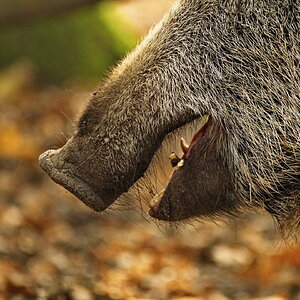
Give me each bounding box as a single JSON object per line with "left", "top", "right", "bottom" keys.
{"left": 180, "top": 137, "right": 189, "bottom": 154}
{"left": 150, "top": 189, "right": 165, "bottom": 207}
{"left": 169, "top": 152, "right": 180, "bottom": 167}
{"left": 177, "top": 159, "right": 185, "bottom": 167}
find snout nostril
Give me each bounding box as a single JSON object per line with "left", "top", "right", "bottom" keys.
{"left": 39, "top": 150, "right": 50, "bottom": 171}
{"left": 38, "top": 147, "right": 114, "bottom": 212}
{"left": 38, "top": 149, "right": 59, "bottom": 171}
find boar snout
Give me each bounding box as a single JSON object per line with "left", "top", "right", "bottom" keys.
{"left": 38, "top": 106, "right": 192, "bottom": 212}
{"left": 39, "top": 139, "right": 114, "bottom": 211}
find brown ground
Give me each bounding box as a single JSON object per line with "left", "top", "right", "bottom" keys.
{"left": 0, "top": 62, "right": 299, "bottom": 300}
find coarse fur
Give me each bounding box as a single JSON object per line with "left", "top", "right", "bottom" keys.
{"left": 39, "top": 0, "right": 300, "bottom": 238}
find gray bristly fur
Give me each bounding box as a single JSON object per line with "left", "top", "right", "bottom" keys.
{"left": 142, "top": 0, "right": 300, "bottom": 235}
{"left": 39, "top": 0, "right": 299, "bottom": 238}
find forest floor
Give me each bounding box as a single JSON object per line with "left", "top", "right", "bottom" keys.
{"left": 0, "top": 62, "right": 299, "bottom": 300}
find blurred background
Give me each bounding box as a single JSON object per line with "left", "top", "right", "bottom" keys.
{"left": 0, "top": 0, "right": 299, "bottom": 299}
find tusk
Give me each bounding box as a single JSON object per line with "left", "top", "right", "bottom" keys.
{"left": 150, "top": 189, "right": 165, "bottom": 207}
{"left": 180, "top": 137, "right": 189, "bottom": 154}
{"left": 169, "top": 152, "right": 180, "bottom": 167}
{"left": 177, "top": 159, "right": 184, "bottom": 167}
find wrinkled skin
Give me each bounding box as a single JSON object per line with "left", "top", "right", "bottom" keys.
{"left": 39, "top": 0, "right": 299, "bottom": 233}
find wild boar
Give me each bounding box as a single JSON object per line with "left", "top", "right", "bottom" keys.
{"left": 39, "top": 0, "right": 300, "bottom": 236}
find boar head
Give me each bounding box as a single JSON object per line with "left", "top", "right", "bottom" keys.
{"left": 39, "top": 0, "right": 299, "bottom": 229}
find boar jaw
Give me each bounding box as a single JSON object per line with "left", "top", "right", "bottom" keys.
{"left": 149, "top": 118, "right": 236, "bottom": 222}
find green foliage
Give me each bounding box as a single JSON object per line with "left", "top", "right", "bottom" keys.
{"left": 0, "top": 1, "right": 138, "bottom": 83}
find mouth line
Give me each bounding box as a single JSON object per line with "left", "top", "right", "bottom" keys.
{"left": 148, "top": 115, "right": 210, "bottom": 218}
{"left": 39, "top": 150, "right": 109, "bottom": 212}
